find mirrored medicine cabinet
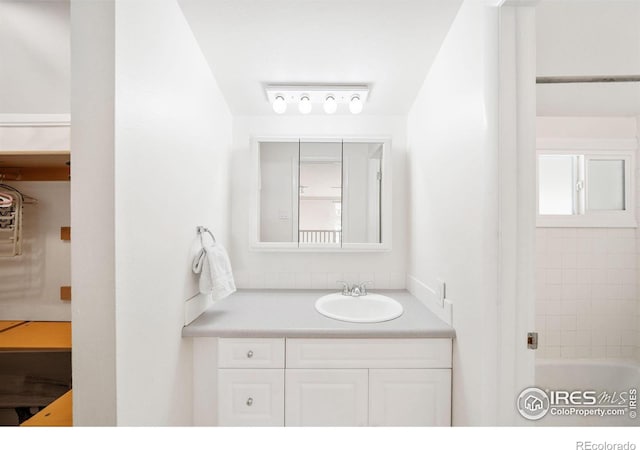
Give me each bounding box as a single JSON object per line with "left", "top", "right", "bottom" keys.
{"left": 251, "top": 138, "right": 392, "bottom": 251}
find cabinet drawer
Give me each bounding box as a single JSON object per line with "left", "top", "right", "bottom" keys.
{"left": 286, "top": 338, "right": 452, "bottom": 368}
{"left": 218, "top": 369, "right": 284, "bottom": 426}
{"left": 218, "top": 338, "right": 285, "bottom": 368}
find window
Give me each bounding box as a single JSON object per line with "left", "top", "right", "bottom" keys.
{"left": 537, "top": 150, "right": 635, "bottom": 227}
{"left": 538, "top": 155, "right": 578, "bottom": 215}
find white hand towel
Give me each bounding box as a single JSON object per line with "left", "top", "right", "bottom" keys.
{"left": 192, "top": 242, "right": 236, "bottom": 300}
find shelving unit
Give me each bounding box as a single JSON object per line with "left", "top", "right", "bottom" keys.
{"left": 0, "top": 150, "right": 70, "bottom": 181}
{"left": 0, "top": 119, "right": 73, "bottom": 426}
{"left": 0, "top": 149, "right": 72, "bottom": 292}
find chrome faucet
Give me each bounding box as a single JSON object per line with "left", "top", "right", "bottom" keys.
{"left": 358, "top": 281, "right": 372, "bottom": 296}
{"left": 338, "top": 281, "right": 352, "bottom": 296}
{"left": 337, "top": 281, "right": 373, "bottom": 297}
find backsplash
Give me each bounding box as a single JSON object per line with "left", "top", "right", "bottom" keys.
{"left": 535, "top": 227, "right": 638, "bottom": 360}
{"left": 233, "top": 270, "right": 406, "bottom": 290}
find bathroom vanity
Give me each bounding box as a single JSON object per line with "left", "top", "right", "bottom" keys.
{"left": 183, "top": 290, "right": 455, "bottom": 427}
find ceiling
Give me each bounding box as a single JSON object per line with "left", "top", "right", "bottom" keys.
{"left": 178, "top": 0, "right": 462, "bottom": 115}
{"left": 536, "top": 0, "right": 640, "bottom": 116}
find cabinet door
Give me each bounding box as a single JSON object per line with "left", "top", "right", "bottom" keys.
{"left": 369, "top": 369, "right": 451, "bottom": 426}
{"left": 285, "top": 369, "right": 368, "bottom": 426}
{"left": 218, "top": 369, "right": 284, "bottom": 426}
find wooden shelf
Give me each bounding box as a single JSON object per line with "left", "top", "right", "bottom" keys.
{"left": 21, "top": 390, "right": 72, "bottom": 427}
{"left": 0, "top": 321, "right": 71, "bottom": 351}
{"left": 0, "top": 150, "right": 70, "bottom": 181}
{"left": 0, "top": 321, "right": 25, "bottom": 333}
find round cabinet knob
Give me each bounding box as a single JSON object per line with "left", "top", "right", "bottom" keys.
{"left": 246, "top": 397, "right": 254, "bottom": 406}
{"left": 246, "top": 350, "right": 254, "bottom": 359}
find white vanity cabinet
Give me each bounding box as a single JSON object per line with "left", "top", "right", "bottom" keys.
{"left": 199, "top": 337, "right": 452, "bottom": 427}
{"left": 285, "top": 338, "right": 451, "bottom": 427}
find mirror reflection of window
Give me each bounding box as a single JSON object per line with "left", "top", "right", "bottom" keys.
{"left": 259, "top": 141, "right": 299, "bottom": 242}
{"left": 299, "top": 142, "right": 342, "bottom": 245}
{"left": 342, "top": 142, "right": 382, "bottom": 244}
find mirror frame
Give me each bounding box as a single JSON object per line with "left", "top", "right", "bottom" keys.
{"left": 250, "top": 136, "right": 393, "bottom": 252}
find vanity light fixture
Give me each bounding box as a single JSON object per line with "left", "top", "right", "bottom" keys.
{"left": 323, "top": 95, "right": 337, "bottom": 114}
{"left": 264, "top": 84, "right": 369, "bottom": 115}
{"left": 298, "top": 95, "right": 312, "bottom": 114}
{"left": 272, "top": 95, "right": 287, "bottom": 114}
{"left": 349, "top": 95, "right": 363, "bottom": 115}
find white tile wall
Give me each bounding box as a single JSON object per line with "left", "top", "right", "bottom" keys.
{"left": 536, "top": 227, "right": 639, "bottom": 361}
{"left": 232, "top": 270, "right": 406, "bottom": 290}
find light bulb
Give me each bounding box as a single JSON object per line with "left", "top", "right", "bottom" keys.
{"left": 323, "top": 95, "right": 337, "bottom": 114}
{"left": 349, "top": 95, "right": 363, "bottom": 114}
{"left": 298, "top": 95, "right": 312, "bottom": 114}
{"left": 272, "top": 95, "right": 287, "bottom": 114}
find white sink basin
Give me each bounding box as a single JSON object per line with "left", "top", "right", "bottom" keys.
{"left": 315, "top": 292, "right": 404, "bottom": 323}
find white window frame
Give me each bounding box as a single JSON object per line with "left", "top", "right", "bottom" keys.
{"left": 536, "top": 138, "right": 636, "bottom": 228}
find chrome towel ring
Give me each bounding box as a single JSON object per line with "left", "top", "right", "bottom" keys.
{"left": 196, "top": 226, "right": 216, "bottom": 247}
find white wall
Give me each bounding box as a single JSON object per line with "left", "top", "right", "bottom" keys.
{"left": 407, "top": 2, "right": 500, "bottom": 425}
{"left": 535, "top": 117, "right": 639, "bottom": 361}
{"left": 231, "top": 115, "right": 407, "bottom": 289}
{"left": 536, "top": 1, "right": 640, "bottom": 77}
{"left": 0, "top": 0, "right": 70, "bottom": 113}
{"left": 114, "top": 0, "right": 232, "bottom": 425}
{"left": 70, "top": 0, "right": 117, "bottom": 426}
{"left": 497, "top": 4, "right": 537, "bottom": 425}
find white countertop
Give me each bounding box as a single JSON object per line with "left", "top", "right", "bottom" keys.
{"left": 182, "top": 289, "right": 455, "bottom": 338}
